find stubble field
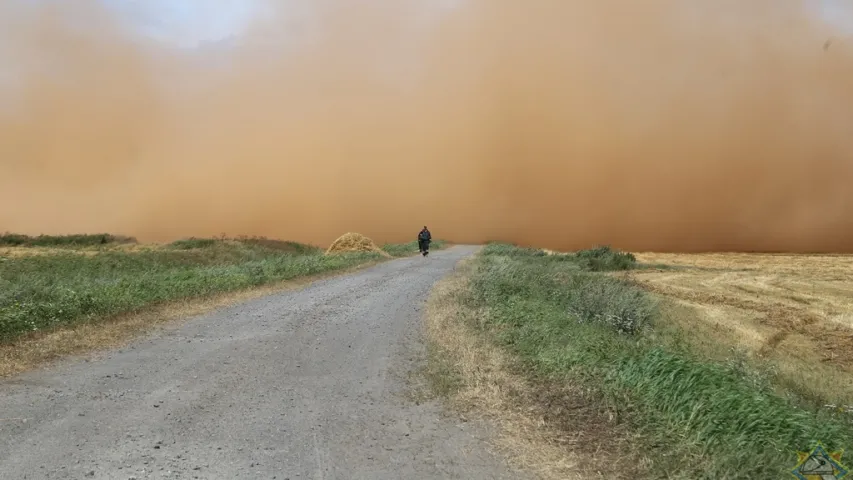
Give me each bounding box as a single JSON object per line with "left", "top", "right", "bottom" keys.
{"left": 633, "top": 252, "right": 853, "bottom": 407}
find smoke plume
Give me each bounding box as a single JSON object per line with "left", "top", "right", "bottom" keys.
{"left": 1, "top": 0, "right": 852, "bottom": 252}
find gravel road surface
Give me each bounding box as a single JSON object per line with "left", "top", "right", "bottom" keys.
{"left": 0, "top": 245, "right": 527, "bottom": 480}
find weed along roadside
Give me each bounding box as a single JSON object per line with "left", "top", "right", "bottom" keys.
{"left": 422, "top": 243, "right": 853, "bottom": 479}
{"left": 0, "top": 232, "right": 446, "bottom": 376}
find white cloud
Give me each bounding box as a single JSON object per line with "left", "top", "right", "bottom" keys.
{"left": 102, "top": 0, "right": 267, "bottom": 48}
{"left": 817, "top": 0, "right": 853, "bottom": 33}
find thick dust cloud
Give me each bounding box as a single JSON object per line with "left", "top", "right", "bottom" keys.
{"left": 1, "top": 0, "right": 852, "bottom": 252}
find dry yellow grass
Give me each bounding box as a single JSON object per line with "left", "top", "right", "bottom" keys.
{"left": 0, "top": 243, "right": 159, "bottom": 257}
{"left": 325, "top": 232, "right": 390, "bottom": 256}
{"left": 0, "top": 262, "right": 380, "bottom": 378}
{"left": 632, "top": 252, "right": 853, "bottom": 405}
{"left": 421, "top": 257, "right": 644, "bottom": 480}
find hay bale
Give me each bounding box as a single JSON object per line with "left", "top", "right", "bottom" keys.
{"left": 325, "top": 232, "right": 390, "bottom": 257}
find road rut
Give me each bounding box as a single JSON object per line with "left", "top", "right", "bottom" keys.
{"left": 0, "top": 245, "right": 526, "bottom": 480}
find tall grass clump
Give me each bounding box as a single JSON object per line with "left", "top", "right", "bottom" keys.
{"left": 464, "top": 243, "right": 853, "bottom": 478}
{"left": 168, "top": 237, "right": 219, "bottom": 250}
{"left": 481, "top": 242, "right": 547, "bottom": 257}
{"left": 572, "top": 244, "right": 637, "bottom": 271}
{"left": 612, "top": 348, "right": 851, "bottom": 477}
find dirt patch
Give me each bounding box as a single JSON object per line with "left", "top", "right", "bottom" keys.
{"left": 420, "top": 257, "right": 645, "bottom": 480}
{"left": 325, "top": 232, "right": 390, "bottom": 257}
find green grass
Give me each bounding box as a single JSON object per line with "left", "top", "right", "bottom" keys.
{"left": 167, "top": 238, "right": 220, "bottom": 250}
{"left": 0, "top": 235, "right": 410, "bottom": 343}
{"left": 0, "top": 232, "right": 137, "bottom": 247}
{"left": 167, "top": 235, "right": 321, "bottom": 255}
{"left": 464, "top": 243, "right": 853, "bottom": 479}
{"left": 381, "top": 239, "right": 447, "bottom": 257}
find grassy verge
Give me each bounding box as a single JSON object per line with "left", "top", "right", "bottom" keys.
{"left": 0, "top": 232, "right": 137, "bottom": 247}
{"left": 0, "top": 235, "right": 414, "bottom": 345}
{"left": 427, "top": 243, "right": 853, "bottom": 479}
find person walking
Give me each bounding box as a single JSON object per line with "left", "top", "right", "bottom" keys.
{"left": 417, "top": 226, "right": 432, "bottom": 254}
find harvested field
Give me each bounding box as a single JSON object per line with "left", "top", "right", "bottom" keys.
{"left": 633, "top": 252, "right": 853, "bottom": 406}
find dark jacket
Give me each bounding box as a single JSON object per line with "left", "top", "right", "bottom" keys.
{"left": 418, "top": 229, "right": 431, "bottom": 242}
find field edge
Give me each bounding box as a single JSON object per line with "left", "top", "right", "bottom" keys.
{"left": 418, "top": 244, "right": 853, "bottom": 479}
{"left": 0, "top": 259, "right": 387, "bottom": 378}
{"left": 417, "top": 255, "right": 643, "bottom": 479}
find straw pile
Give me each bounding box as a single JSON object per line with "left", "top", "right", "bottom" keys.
{"left": 325, "top": 232, "right": 390, "bottom": 257}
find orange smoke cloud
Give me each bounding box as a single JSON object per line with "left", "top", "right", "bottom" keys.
{"left": 1, "top": 0, "right": 852, "bottom": 252}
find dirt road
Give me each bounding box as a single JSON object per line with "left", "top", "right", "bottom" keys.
{"left": 0, "top": 245, "right": 525, "bottom": 480}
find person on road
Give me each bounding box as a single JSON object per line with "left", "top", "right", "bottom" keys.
{"left": 418, "top": 226, "right": 432, "bottom": 253}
